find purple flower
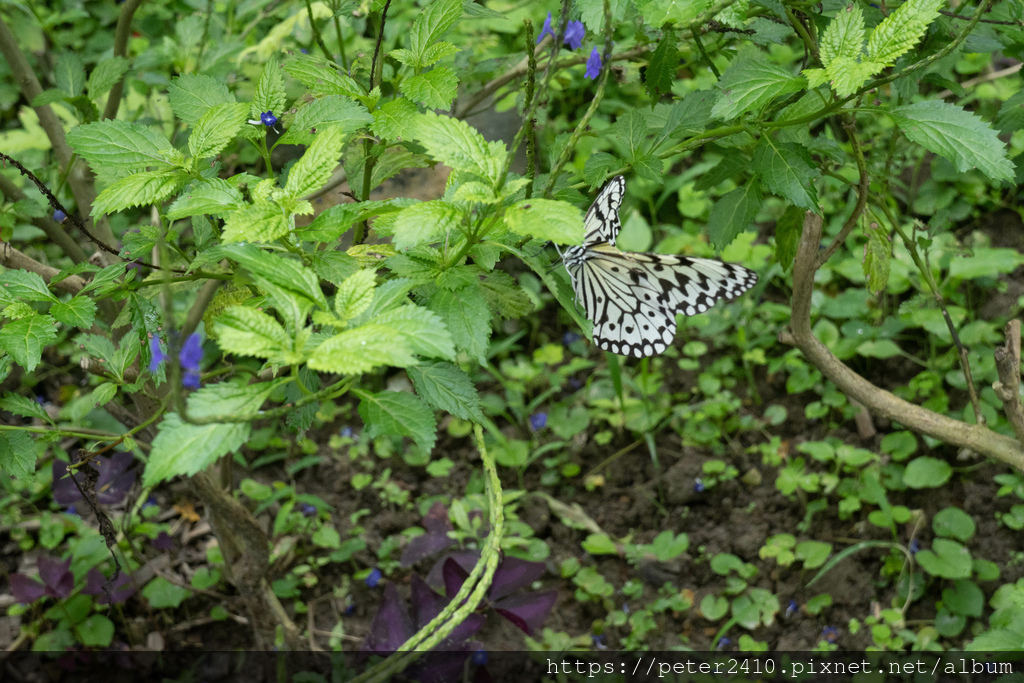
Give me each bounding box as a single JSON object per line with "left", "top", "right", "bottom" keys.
{"left": 65, "top": 505, "right": 77, "bottom": 516}
{"left": 179, "top": 333, "right": 203, "bottom": 389}
{"left": 564, "top": 21, "right": 585, "bottom": 50}
{"left": 909, "top": 538, "right": 920, "bottom": 555}
{"left": 53, "top": 209, "right": 66, "bottom": 222}
{"left": 10, "top": 555, "right": 74, "bottom": 603}
{"left": 300, "top": 503, "right": 317, "bottom": 517}
{"left": 823, "top": 626, "right": 839, "bottom": 643}
{"left": 693, "top": 478, "right": 705, "bottom": 493}
{"left": 536, "top": 12, "right": 555, "bottom": 43}
{"left": 148, "top": 335, "right": 167, "bottom": 373}
{"left": 260, "top": 111, "right": 278, "bottom": 127}
{"left": 471, "top": 649, "right": 488, "bottom": 665}
{"left": 786, "top": 599, "right": 798, "bottom": 617}
{"left": 716, "top": 637, "right": 731, "bottom": 650}
{"left": 340, "top": 426, "right": 355, "bottom": 439}
{"left": 52, "top": 452, "right": 136, "bottom": 507}
{"left": 562, "top": 331, "right": 582, "bottom": 346}
{"left": 365, "top": 568, "right": 383, "bottom": 588}
{"left": 585, "top": 48, "right": 602, "bottom": 79}
{"left": 591, "top": 634, "right": 607, "bottom": 650}
{"left": 142, "top": 496, "right": 158, "bottom": 509}
{"left": 529, "top": 412, "right": 547, "bottom": 430}
{"left": 83, "top": 568, "right": 137, "bottom": 605}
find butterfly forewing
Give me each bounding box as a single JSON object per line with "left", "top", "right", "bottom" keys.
{"left": 562, "top": 177, "right": 758, "bottom": 358}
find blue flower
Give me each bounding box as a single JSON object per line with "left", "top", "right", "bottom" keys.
{"left": 537, "top": 12, "right": 555, "bottom": 43}
{"left": 585, "top": 48, "right": 602, "bottom": 79}
{"left": 148, "top": 335, "right": 167, "bottom": 373}
{"left": 564, "top": 20, "right": 585, "bottom": 50}
{"left": 300, "top": 503, "right": 317, "bottom": 517}
{"left": 716, "top": 637, "right": 731, "bottom": 650}
{"left": 365, "top": 568, "right": 383, "bottom": 587}
{"left": 340, "top": 426, "right": 355, "bottom": 439}
{"left": 179, "top": 333, "right": 203, "bottom": 389}
{"left": 693, "top": 478, "right": 705, "bottom": 493}
{"left": 471, "top": 649, "right": 488, "bottom": 665}
{"left": 822, "top": 626, "right": 838, "bottom": 643}
{"left": 142, "top": 496, "right": 158, "bottom": 509}
{"left": 786, "top": 599, "right": 798, "bottom": 617}
{"left": 591, "top": 634, "right": 607, "bottom": 650}
{"left": 260, "top": 111, "right": 278, "bottom": 127}
{"left": 909, "top": 538, "right": 920, "bottom": 555}
{"left": 530, "top": 412, "right": 547, "bottom": 430}
{"left": 562, "top": 331, "right": 582, "bottom": 346}
{"left": 65, "top": 505, "right": 77, "bottom": 516}
{"left": 53, "top": 209, "right": 66, "bottom": 222}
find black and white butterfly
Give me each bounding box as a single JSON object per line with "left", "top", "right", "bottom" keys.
{"left": 558, "top": 176, "right": 758, "bottom": 358}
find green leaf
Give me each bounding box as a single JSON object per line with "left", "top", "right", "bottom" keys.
{"left": 638, "top": 0, "right": 711, "bottom": 27}
{"left": 942, "top": 580, "right": 984, "bottom": 618}
{"left": 644, "top": 28, "right": 678, "bottom": 101}
{"left": 403, "top": 68, "right": 458, "bottom": 110}
{"left": 299, "top": 199, "right": 410, "bottom": 242}
{"left": 480, "top": 271, "right": 534, "bottom": 320}
{"left": 903, "top": 456, "right": 952, "bottom": 488}
{"left": 933, "top": 507, "right": 976, "bottom": 542}
{"left": 711, "top": 54, "right": 803, "bottom": 120}
{"left": 708, "top": 181, "right": 761, "bottom": 249}
{"left": 371, "top": 98, "right": 420, "bottom": 140}
{"left": 611, "top": 110, "right": 649, "bottom": 162}
{"left": 167, "top": 74, "right": 235, "bottom": 125}
{"left": 407, "top": 0, "right": 463, "bottom": 58}
{"left": 819, "top": 4, "right": 866, "bottom": 66}
{"left": 142, "top": 576, "right": 190, "bottom": 608}
{"left": 220, "top": 244, "right": 328, "bottom": 325}
{"left": 0, "top": 270, "right": 58, "bottom": 303}
{"left": 166, "top": 178, "right": 244, "bottom": 219}
{"left": 284, "top": 126, "right": 349, "bottom": 198}
{"left": 949, "top": 247, "right": 1024, "bottom": 280}
{"left": 334, "top": 269, "right": 377, "bottom": 323}
{"left": 0, "top": 431, "right": 35, "bottom": 479}
{"left": 221, "top": 202, "right": 290, "bottom": 244}
{"left": 76, "top": 614, "right": 114, "bottom": 647}
{"left": 214, "top": 307, "right": 294, "bottom": 362}
{"left": 407, "top": 362, "right": 483, "bottom": 421}
{"left": 889, "top": 101, "right": 1015, "bottom": 183}
{"left": 188, "top": 102, "right": 249, "bottom": 159}
{"left": 504, "top": 199, "right": 584, "bottom": 245}
{"left": 803, "top": 67, "right": 830, "bottom": 89}
{"left": 92, "top": 170, "right": 187, "bottom": 218}
{"left": 421, "top": 41, "right": 461, "bottom": 66}
{"left": 392, "top": 200, "right": 464, "bottom": 251}
{"left": 358, "top": 390, "right": 437, "bottom": 452}
{"left": 867, "top": 0, "right": 944, "bottom": 66}
{"left": 774, "top": 204, "right": 803, "bottom": 272}
{"left": 428, "top": 286, "right": 491, "bottom": 364}
{"left": 0, "top": 392, "right": 52, "bottom": 423}
{"left": 251, "top": 55, "right": 286, "bottom": 123}
{"left": 411, "top": 112, "right": 504, "bottom": 185}
{"left": 144, "top": 379, "right": 283, "bottom": 486}
{"left": 278, "top": 95, "right": 373, "bottom": 146}
{"left": 50, "top": 296, "right": 97, "bottom": 328}
{"left": 55, "top": 52, "right": 86, "bottom": 97}
{"left": 87, "top": 56, "right": 130, "bottom": 98}
{"left": 66, "top": 120, "right": 174, "bottom": 180}
{"left": 751, "top": 138, "right": 820, "bottom": 212}
{"left": 373, "top": 305, "right": 456, "bottom": 360}
{"left": 308, "top": 325, "right": 416, "bottom": 374}
{"left": 284, "top": 54, "right": 364, "bottom": 99}
{"left": 916, "top": 539, "right": 972, "bottom": 579}
{"left": 0, "top": 315, "right": 57, "bottom": 371}
{"left": 863, "top": 222, "right": 890, "bottom": 294}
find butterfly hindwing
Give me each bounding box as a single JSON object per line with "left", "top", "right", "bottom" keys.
{"left": 581, "top": 175, "right": 625, "bottom": 247}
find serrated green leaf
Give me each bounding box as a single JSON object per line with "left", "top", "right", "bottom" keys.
{"left": 583, "top": 152, "right": 619, "bottom": 187}
{"left": 407, "top": 362, "right": 483, "bottom": 421}
{"left": 407, "top": 0, "right": 463, "bottom": 58}
{"left": 392, "top": 200, "right": 464, "bottom": 251}
{"left": 66, "top": 120, "right": 174, "bottom": 179}
{"left": 867, "top": 0, "right": 944, "bottom": 66}
{"left": 87, "top": 56, "right": 130, "bottom": 98}
{"left": 55, "top": 52, "right": 85, "bottom": 97}
{"left": 334, "top": 269, "right": 377, "bottom": 322}
{"left": 863, "top": 222, "right": 890, "bottom": 294}
{"left": 144, "top": 379, "right": 283, "bottom": 486}
{"left": 308, "top": 325, "right": 416, "bottom": 374}
{"left": 189, "top": 102, "right": 249, "bottom": 159}
{"left": 403, "top": 67, "right": 458, "bottom": 110}
{"left": 889, "top": 101, "right": 1015, "bottom": 183}
{"left": 611, "top": 110, "right": 649, "bottom": 162}
{"left": 284, "top": 126, "right": 348, "bottom": 199}
{"left": 412, "top": 112, "right": 504, "bottom": 185}
{"left": 353, "top": 278, "right": 414, "bottom": 324}
{"left": 645, "top": 28, "right": 678, "bottom": 101}
{"left": 167, "top": 179, "right": 244, "bottom": 219}
{"left": 0, "top": 315, "right": 57, "bottom": 371}
{"left": 708, "top": 181, "right": 761, "bottom": 249}
{"left": 0, "top": 431, "right": 35, "bottom": 479}
{"left": 421, "top": 41, "right": 460, "bottom": 66}
{"left": 50, "top": 296, "right": 97, "bottom": 328}
{"left": 219, "top": 244, "right": 328, "bottom": 327}
{"left": 0, "top": 270, "right": 58, "bottom": 303}
{"left": 92, "top": 170, "right": 187, "bottom": 218}
{"left": 0, "top": 392, "right": 51, "bottom": 423}
{"left": 774, "top": 205, "right": 803, "bottom": 272}
{"left": 803, "top": 68, "right": 830, "bottom": 89}
{"left": 479, "top": 271, "right": 534, "bottom": 320}
{"left": 299, "top": 199, "right": 411, "bottom": 242}
{"left": 214, "top": 307, "right": 294, "bottom": 361}
{"left": 373, "top": 305, "right": 456, "bottom": 360}
{"left": 371, "top": 98, "right": 419, "bottom": 140}
{"left": 427, "top": 286, "right": 491, "bottom": 364}
{"left": 751, "top": 138, "right": 820, "bottom": 212}
{"left": 826, "top": 56, "right": 885, "bottom": 98}
{"left": 995, "top": 88, "right": 1024, "bottom": 134}
{"left": 504, "top": 199, "right": 584, "bottom": 245}
{"left": 284, "top": 54, "right": 365, "bottom": 99}
{"left": 357, "top": 390, "right": 437, "bottom": 452}
{"left": 251, "top": 55, "right": 286, "bottom": 122}
{"left": 278, "top": 95, "right": 373, "bottom": 146}
{"left": 711, "top": 54, "right": 803, "bottom": 120}
{"left": 167, "top": 74, "right": 235, "bottom": 125}
{"left": 220, "top": 202, "right": 290, "bottom": 244}
{"left": 638, "top": 0, "right": 712, "bottom": 27}
{"left": 820, "top": 4, "right": 866, "bottom": 66}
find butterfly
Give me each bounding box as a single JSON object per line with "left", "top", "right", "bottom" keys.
{"left": 558, "top": 176, "right": 758, "bottom": 358}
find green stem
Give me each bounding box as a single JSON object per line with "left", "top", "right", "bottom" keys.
{"left": 183, "top": 378, "right": 354, "bottom": 425}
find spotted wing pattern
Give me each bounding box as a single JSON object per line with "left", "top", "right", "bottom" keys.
{"left": 562, "top": 178, "right": 758, "bottom": 358}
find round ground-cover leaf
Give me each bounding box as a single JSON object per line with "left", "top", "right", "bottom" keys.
{"left": 942, "top": 579, "right": 984, "bottom": 618}
{"left": 916, "top": 538, "right": 972, "bottom": 579}
{"left": 795, "top": 540, "right": 832, "bottom": 569}
{"left": 933, "top": 507, "right": 976, "bottom": 542}
{"left": 902, "top": 456, "right": 952, "bottom": 488}
{"left": 934, "top": 608, "right": 966, "bottom": 637}
{"left": 142, "top": 576, "right": 190, "bottom": 608}
{"left": 700, "top": 594, "right": 729, "bottom": 621}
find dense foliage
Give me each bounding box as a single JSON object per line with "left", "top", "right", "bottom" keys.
{"left": 1, "top": 0, "right": 1023, "bottom": 672}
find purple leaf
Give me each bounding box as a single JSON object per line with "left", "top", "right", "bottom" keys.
{"left": 442, "top": 556, "right": 471, "bottom": 599}
{"left": 9, "top": 574, "right": 46, "bottom": 604}
{"left": 362, "top": 584, "right": 414, "bottom": 652}
{"left": 410, "top": 573, "right": 449, "bottom": 626}
{"left": 401, "top": 532, "right": 456, "bottom": 567}
{"left": 426, "top": 550, "right": 479, "bottom": 591}
{"left": 493, "top": 590, "right": 557, "bottom": 635}
{"left": 422, "top": 502, "right": 452, "bottom": 535}
{"left": 37, "top": 555, "right": 73, "bottom": 598}
{"left": 95, "top": 452, "right": 136, "bottom": 505}
{"left": 488, "top": 557, "right": 546, "bottom": 601}
{"left": 51, "top": 459, "right": 81, "bottom": 505}
{"left": 82, "top": 569, "right": 137, "bottom": 605}
{"left": 152, "top": 531, "right": 175, "bottom": 551}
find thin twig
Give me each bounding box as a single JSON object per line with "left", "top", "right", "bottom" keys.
{"left": 817, "top": 116, "right": 869, "bottom": 267}
{"left": 994, "top": 320, "right": 1024, "bottom": 446}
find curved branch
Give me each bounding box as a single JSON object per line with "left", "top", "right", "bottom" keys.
{"left": 783, "top": 212, "right": 1024, "bottom": 473}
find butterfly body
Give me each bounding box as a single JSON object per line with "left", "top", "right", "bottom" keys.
{"left": 560, "top": 176, "right": 757, "bottom": 358}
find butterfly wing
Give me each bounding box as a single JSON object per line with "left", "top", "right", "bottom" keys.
{"left": 581, "top": 176, "right": 626, "bottom": 247}
{"left": 573, "top": 247, "right": 758, "bottom": 358}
